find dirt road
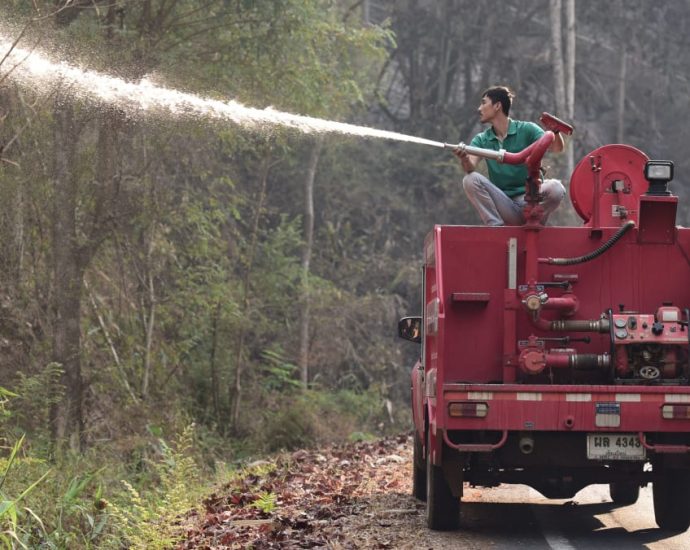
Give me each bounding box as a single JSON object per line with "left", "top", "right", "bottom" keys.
{"left": 179, "top": 435, "right": 690, "bottom": 549}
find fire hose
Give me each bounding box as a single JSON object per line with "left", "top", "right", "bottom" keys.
{"left": 445, "top": 132, "right": 555, "bottom": 183}
{"left": 538, "top": 220, "right": 635, "bottom": 266}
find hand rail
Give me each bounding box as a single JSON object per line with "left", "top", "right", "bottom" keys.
{"left": 638, "top": 432, "right": 690, "bottom": 454}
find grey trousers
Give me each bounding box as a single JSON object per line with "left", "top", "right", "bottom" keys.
{"left": 462, "top": 172, "right": 566, "bottom": 226}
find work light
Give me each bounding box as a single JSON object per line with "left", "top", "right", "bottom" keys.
{"left": 644, "top": 160, "right": 674, "bottom": 195}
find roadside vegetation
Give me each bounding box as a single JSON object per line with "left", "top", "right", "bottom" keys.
{"left": 1, "top": 384, "right": 397, "bottom": 547}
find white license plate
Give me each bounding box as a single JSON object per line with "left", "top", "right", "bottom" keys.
{"left": 586, "top": 433, "right": 645, "bottom": 460}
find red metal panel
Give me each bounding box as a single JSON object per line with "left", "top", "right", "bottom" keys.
{"left": 421, "top": 215, "right": 690, "bottom": 450}
{"left": 433, "top": 224, "right": 690, "bottom": 388}
{"left": 435, "top": 226, "right": 523, "bottom": 384}
{"left": 637, "top": 195, "right": 678, "bottom": 244}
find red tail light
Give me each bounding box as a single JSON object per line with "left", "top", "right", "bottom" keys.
{"left": 448, "top": 402, "right": 488, "bottom": 418}
{"left": 661, "top": 404, "right": 690, "bottom": 419}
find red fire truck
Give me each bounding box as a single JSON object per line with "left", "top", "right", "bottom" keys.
{"left": 399, "top": 114, "right": 690, "bottom": 531}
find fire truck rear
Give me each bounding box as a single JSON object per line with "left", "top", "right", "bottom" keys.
{"left": 399, "top": 116, "right": 690, "bottom": 531}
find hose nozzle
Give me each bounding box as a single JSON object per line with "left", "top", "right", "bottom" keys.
{"left": 445, "top": 141, "right": 506, "bottom": 162}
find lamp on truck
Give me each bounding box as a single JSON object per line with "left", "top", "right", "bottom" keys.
{"left": 644, "top": 160, "right": 674, "bottom": 196}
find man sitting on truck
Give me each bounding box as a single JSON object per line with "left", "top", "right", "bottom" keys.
{"left": 455, "top": 86, "right": 566, "bottom": 226}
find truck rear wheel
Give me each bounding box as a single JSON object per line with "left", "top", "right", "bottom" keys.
{"left": 609, "top": 481, "right": 639, "bottom": 505}
{"left": 426, "top": 431, "right": 460, "bottom": 530}
{"left": 413, "top": 432, "right": 427, "bottom": 501}
{"left": 653, "top": 471, "right": 690, "bottom": 531}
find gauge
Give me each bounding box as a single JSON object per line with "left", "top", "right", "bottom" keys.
{"left": 614, "top": 318, "right": 627, "bottom": 328}
{"left": 615, "top": 328, "right": 628, "bottom": 339}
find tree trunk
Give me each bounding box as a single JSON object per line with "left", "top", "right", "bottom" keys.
{"left": 12, "top": 177, "right": 24, "bottom": 283}
{"left": 434, "top": 0, "right": 451, "bottom": 111}
{"left": 8, "top": 89, "right": 24, "bottom": 283}
{"left": 230, "top": 157, "right": 272, "bottom": 433}
{"left": 141, "top": 227, "right": 156, "bottom": 400}
{"left": 616, "top": 46, "right": 627, "bottom": 144}
{"left": 299, "top": 139, "right": 322, "bottom": 387}
{"left": 549, "top": 0, "right": 566, "bottom": 117}
{"left": 50, "top": 91, "right": 121, "bottom": 450}
{"left": 50, "top": 99, "right": 84, "bottom": 452}
{"left": 564, "top": 0, "right": 576, "bottom": 177}
{"left": 209, "top": 301, "right": 221, "bottom": 423}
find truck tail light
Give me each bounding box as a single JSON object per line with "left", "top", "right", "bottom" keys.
{"left": 448, "top": 402, "right": 488, "bottom": 418}
{"left": 661, "top": 404, "right": 690, "bottom": 419}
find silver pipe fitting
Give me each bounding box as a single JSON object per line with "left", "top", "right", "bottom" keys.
{"left": 444, "top": 142, "right": 506, "bottom": 162}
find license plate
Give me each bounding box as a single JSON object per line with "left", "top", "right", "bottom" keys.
{"left": 586, "top": 433, "right": 645, "bottom": 460}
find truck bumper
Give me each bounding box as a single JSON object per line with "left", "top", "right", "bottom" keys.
{"left": 442, "top": 383, "right": 690, "bottom": 435}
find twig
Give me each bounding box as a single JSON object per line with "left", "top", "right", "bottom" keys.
{"left": 85, "top": 279, "right": 140, "bottom": 402}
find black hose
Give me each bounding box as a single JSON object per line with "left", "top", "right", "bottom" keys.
{"left": 543, "top": 221, "right": 635, "bottom": 266}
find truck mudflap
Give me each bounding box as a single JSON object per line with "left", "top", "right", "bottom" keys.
{"left": 442, "top": 429, "right": 508, "bottom": 452}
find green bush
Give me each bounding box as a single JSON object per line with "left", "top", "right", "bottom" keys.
{"left": 107, "top": 425, "right": 202, "bottom": 549}
{"left": 0, "top": 435, "right": 51, "bottom": 549}
{"left": 258, "top": 388, "right": 391, "bottom": 453}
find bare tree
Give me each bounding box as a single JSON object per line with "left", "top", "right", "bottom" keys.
{"left": 50, "top": 98, "right": 85, "bottom": 451}
{"left": 298, "top": 138, "right": 323, "bottom": 387}
{"left": 140, "top": 223, "right": 157, "bottom": 399}
{"left": 616, "top": 46, "right": 627, "bottom": 144}
{"left": 564, "top": 0, "right": 576, "bottom": 176}
{"left": 550, "top": 0, "right": 566, "bottom": 118}
{"left": 230, "top": 154, "right": 278, "bottom": 433}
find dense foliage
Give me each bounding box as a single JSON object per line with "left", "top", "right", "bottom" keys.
{"left": 1, "top": 0, "right": 690, "bottom": 546}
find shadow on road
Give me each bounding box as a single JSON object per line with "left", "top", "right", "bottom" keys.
{"left": 460, "top": 500, "right": 680, "bottom": 549}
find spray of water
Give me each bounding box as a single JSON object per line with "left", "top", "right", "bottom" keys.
{"left": 0, "top": 33, "right": 445, "bottom": 149}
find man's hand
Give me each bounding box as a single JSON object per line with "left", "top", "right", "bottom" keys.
{"left": 549, "top": 131, "right": 565, "bottom": 154}
{"left": 454, "top": 148, "right": 478, "bottom": 173}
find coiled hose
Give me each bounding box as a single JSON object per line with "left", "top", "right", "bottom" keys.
{"left": 540, "top": 220, "right": 636, "bottom": 266}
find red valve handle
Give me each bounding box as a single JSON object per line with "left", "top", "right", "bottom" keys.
{"left": 539, "top": 112, "right": 574, "bottom": 136}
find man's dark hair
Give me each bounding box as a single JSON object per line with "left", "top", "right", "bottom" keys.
{"left": 482, "top": 86, "right": 515, "bottom": 116}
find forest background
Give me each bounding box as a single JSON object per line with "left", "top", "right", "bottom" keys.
{"left": 1, "top": 0, "right": 690, "bottom": 547}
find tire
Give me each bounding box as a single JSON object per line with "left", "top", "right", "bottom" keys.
{"left": 609, "top": 481, "right": 639, "bottom": 506}
{"left": 426, "top": 431, "right": 460, "bottom": 531}
{"left": 412, "top": 432, "right": 427, "bottom": 501}
{"left": 653, "top": 471, "right": 690, "bottom": 531}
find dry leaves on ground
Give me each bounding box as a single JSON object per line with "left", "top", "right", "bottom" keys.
{"left": 177, "top": 434, "right": 430, "bottom": 549}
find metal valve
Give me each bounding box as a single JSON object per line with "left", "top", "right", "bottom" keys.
{"left": 523, "top": 293, "right": 548, "bottom": 311}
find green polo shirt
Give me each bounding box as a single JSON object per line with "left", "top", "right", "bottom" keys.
{"left": 469, "top": 119, "right": 544, "bottom": 197}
